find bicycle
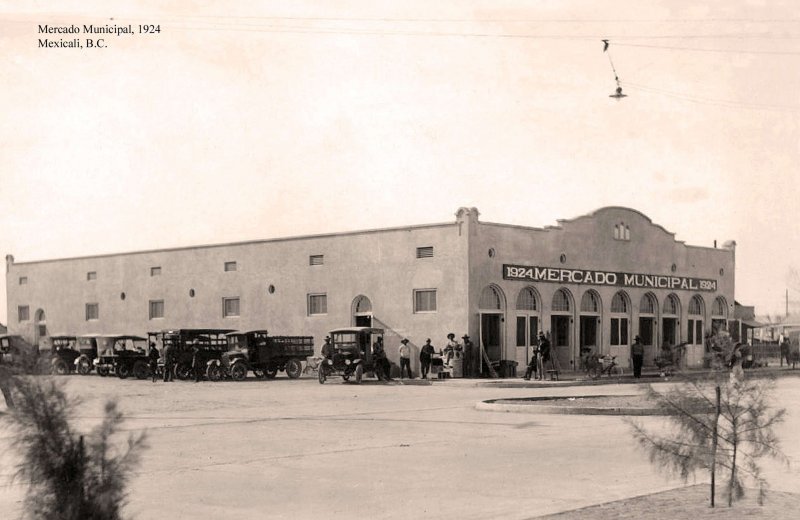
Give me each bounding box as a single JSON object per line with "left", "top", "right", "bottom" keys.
{"left": 585, "top": 354, "right": 623, "bottom": 380}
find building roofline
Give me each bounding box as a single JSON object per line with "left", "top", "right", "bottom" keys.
{"left": 557, "top": 206, "right": 678, "bottom": 238}
{"left": 8, "top": 221, "right": 455, "bottom": 266}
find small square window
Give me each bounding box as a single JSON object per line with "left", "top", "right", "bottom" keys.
{"left": 307, "top": 293, "right": 327, "bottom": 316}
{"left": 309, "top": 255, "right": 324, "bottom": 266}
{"left": 223, "top": 297, "right": 240, "bottom": 317}
{"left": 149, "top": 300, "right": 164, "bottom": 319}
{"left": 18, "top": 305, "right": 30, "bottom": 322}
{"left": 87, "top": 271, "right": 97, "bottom": 281}
{"left": 416, "top": 246, "right": 434, "bottom": 259}
{"left": 413, "top": 289, "right": 437, "bottom": 313}
{"left": 85, "top": 303, "right": 99, "bottom": 321}
{"left": 150, "top": 266, "right": 161, "bottom": 276}
{"left": 224, "top": 261, "right": 237, "bottom": 272}
{"left": 19, "top": 276, "right": 28, "bottom": 285}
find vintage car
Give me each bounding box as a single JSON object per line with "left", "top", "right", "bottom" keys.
{"left": 208, "top": 330, "right": 314, "bottom": 381}
{"left": 48, "top": 335, "right": 82, "bottom": 375}
{"left": 75, "top": 334, "right": 102, "bottom": 375}
{"left": 151, "top": 329, "right": 235, "bottom": 380}
{"left": 318, "top": 327, "right": 384, "bottom": 384}
{"left": 93, "top": 335, "right": 149, "bottom": 379}
{"left": 0, "top": 334, "right": 39, "bottom": 375}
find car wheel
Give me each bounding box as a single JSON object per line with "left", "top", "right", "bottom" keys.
{"left": 117, "top": 364, "right": 131, "bottom": 379}
{"left": 133, "top": 360, "right": 149, "bottom": 380}
{"left": 77, "top": 358, "right": 92, "bottom": 375}
{"left": 252, "top": 369, "right": 265, "bottom": 379}
{"left": 265, "top": 368, "right": 278, "bottom": 379}
{"left": 230, "top": 362, "right": 248, "bottom": 381}
{"left": 97, "top": 366, "right": 109, "bottom": 377}
{"left": 207, "top": 364, "right": 222, "bottom": 382}
{"left": 52, "top": 359, "right": 69, "bottom": 376}
{"left": 342, "top": 375, "right": 350, "bottom": 382}
{"left": 285, "top": 359, "right": 303, "bottom": 379}
{"left": 318, "top": 366, "right": 326, "bottom": 384}
{"left": 355, "top": 364, "right": 363, "bottom": 384}
{"left": 175, "top": 363, "right": 192, "bottom": 380}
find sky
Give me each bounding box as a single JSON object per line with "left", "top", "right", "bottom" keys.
{"left": 1, "top": 0, "right": 799, "bottom": 324}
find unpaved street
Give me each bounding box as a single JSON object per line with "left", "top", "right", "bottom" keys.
{"left": 1, "top": 375, "right": 798, "bottom": 519}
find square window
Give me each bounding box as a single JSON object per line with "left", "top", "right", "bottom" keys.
{"left": 85, "top": 303, "right": 99, "bottom": 321}
{"left": 19, "top": 276, "right": 28, "bottom": 285}
{"left": 224, "top": 261, "right": 237, "bottom": 272}
{"left": 18, "top": 305, "right": 30, "bottom": 322}
{"left": 149, "top": 300, "right": 164, "bottom": 319}
{"left": 309, "top": 255, "right": 324, "bottom": 266}
{"left": 223, "top": 297, "right": 240, "bottom": 318}
{"left": 150, "top": 266, "right": 161, "bottom": 276}
{"left": 416, "top": 246, "right": 434, "bottom": 259}
{"left": 413, "top": 289, "right": 437, "bottom": 313}
{"left": 87, "top": 271, "right": 97, "bottom": 281}
{"left": 307, "top": 294, "right": 327, "bottom": 316}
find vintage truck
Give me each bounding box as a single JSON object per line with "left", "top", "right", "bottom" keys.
{"left": 207, "top": 330, "right": 314, "bottom": 381}
{"left": 150, "top": 329, "right": 235, "bottom": 381}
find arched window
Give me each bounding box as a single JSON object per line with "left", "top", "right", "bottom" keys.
{"left": 479, "top": 285, "right": 504, "bottom": 310}
{"left": 688, "top": 295, "right": 703, "bottom": 315}
{"left": 663, "top": 294, "right": 680, "bottom": 315}
{"left": 515, "top": 288, "right": 540, "bottom": 349}
{"left": 353, "top": 295, "right": 372, "bottom": 314}
{"left": 580, "top": 291, "right": 600, "bottom": 313}
{"left": 639, "top": 293, "right": 656, "bottom": 315}
{"left": 516, "top": 288, "right": 538, "bottom": 311}
{"left": 610, "top": 291, "right": 630, "bottom": 346}
{"left": 552, "top": 289, "right": 571, "bottom": 312}
{"left": 611, "top": 292, "right": 629, "bottom": 313}
{"left": 712, "top": 296, "right": 727, "bottom": 317}
{"left": 687, "top": 295, "right": 704, "bottom": 345}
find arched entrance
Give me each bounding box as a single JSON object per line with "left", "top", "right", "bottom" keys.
{"left": 34, "top": 309, "right": 47, "bottom": 348}
{"left": 610, "top": 291, "right": 631, "bottom": 367}
{"left": 639, "top": 293, "right": 658, "bottom": 365}
{"left": 514, "top": 287, "right": 540, "bottom": 369}
{"left": 662, "top": 294, "right": 681, "bottom": 347}
{"left": 711, "top": 296, "right": 728, "bottom": 334}
{"left": 351, "top": 295, "right": 373, "bottom": 327}
{"left": 579, "top": 290, "right": 601, "bottom": 365}
{"left": 550, "top": 288, "right": 574, "bottom": 370}
{"left": 479, "top": 284, "right": 505, "bottom": 375}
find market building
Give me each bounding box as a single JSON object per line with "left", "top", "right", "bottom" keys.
{"left": 5, "top": 206, "right": 735, "bottom": 375}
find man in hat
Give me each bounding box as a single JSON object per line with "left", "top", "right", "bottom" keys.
{"left": 399, "top": 339, "right": 413, "bottom": 379}
{"left": 147, "top": 341, "right": 160, "bottom": 383}
{"left": 536, "top": 332, "right": 551, "bottom": 380}
{"left": 321, "top": 336, "right": 333, "bottom": 360}
{"left": 631, "top": 335, "right": 644, "bottom": 379}
{"left": 420, "top": 338, "right": 435, "bottom": 379}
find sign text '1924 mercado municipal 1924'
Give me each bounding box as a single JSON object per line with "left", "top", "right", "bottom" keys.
{"left": 503, "top": 265, "right": 718, "bottom": 292}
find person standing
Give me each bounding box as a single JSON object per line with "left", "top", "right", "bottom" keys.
{"left": 0, "top": 362, "right": 15, "bottom": 410}
{"left": 372, "top": 337, "right": 391, "bottom": 381}
{"left": 162, "top": 340, "right": 174, "bottom": 382}
{"left": 147, "top": 342, "right": 160, "bottom": 383}
{"left": 321, "top": 336, "right": 333, "bottom": 360}
{"left": 537, "top": 332, "right": 551, "bottom": 380}
{"left": 631, "top": 335, "right": 644, "bottom": 379}
{"left": 399, "top": 339, "right": 413, "bottom": 379}
{"left": 420, "top": 339, "right": 435, "bottom": 380}
{"left": 462, "top": 335, "right": 474, "bottom": 377}
{"left": 191, "top": 342, "right": 203, "bottom": 383}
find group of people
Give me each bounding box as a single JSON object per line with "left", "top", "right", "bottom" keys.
{"left": 523, "top": 332, "right": 552, "bottom": 381}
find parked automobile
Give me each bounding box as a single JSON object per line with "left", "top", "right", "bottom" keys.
{"left": 150, "top": 329, "right": 234, "bottom": 380}
{"left": 93, "top": 335, "right": 149, "bottom": 379}
{"left": 208, "top": 330, "right": 314, "bottom": 381}
{"left": 75, "top": 334, "right": 102, "bottom": 375}
{"left": 48, "top": 335, "right": 82, "bottom": 375}
{"left": 0, "top": 334, "right": 39, "bottom": 374}
{"left": 318, "top": 327, "right": 384, "bottom": 384}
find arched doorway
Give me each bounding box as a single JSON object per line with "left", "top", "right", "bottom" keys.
{"left": 610, "top": 291, "right": 631, "bottom": 366}
{"left": 639, "top": 293, "right": 658, "bottom": 365}
{"left": 686, "top": 295, "right": 705, "bottom": 366}
{"left": 579, "top": 290, "right": 601, "bottom": 364}
{"left": 351, "top": 295, "right": 373, "bottom": 327}
{"left": 550, "top": 288, "right": 574, "bottom": 370}
{"left": 711, "top": 296, "right": 728, "bottom": 334}
{"left": 515, "top": 287, "right": 540, "bottom": 369}
{"left": 662, "top": 294, "right": 681, "bottom": 347}
{"left": 34, "top": 309, "right": 47, "bottom": 348}
{"left": 479, "top": 284, "right": 505, "bottom": 375}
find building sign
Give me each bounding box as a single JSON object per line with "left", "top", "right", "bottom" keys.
{"left": 503, "top": 264, "right": 717, "bottom": 292}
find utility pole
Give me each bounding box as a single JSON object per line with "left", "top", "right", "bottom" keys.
{"left": 787, "top": 288, "right": 790, "bottom": 318}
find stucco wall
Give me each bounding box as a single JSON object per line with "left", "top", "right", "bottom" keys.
{"left": 6, "top": 223, "right": 470, "bottom": 371}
